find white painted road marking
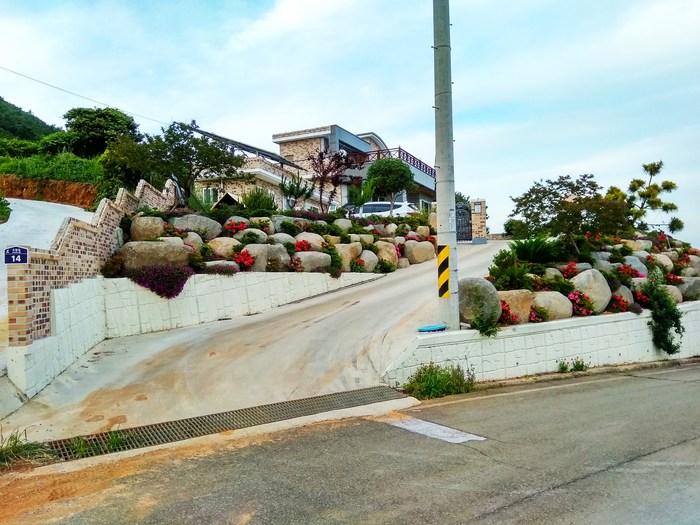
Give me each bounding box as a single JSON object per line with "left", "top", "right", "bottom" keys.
{"left": 389, "top": 417, "right": 486, "bottom": 443}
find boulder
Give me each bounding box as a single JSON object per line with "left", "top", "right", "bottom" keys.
{"left": 544, "top": 267, "right": 563, "bottom": 280}
{"left": 591, "top": 251, "right": 612, "bottom": 263}
{"left": 349, "top": 234, "right": 361, "bottom": 243}
{"left": 429, "top": 211, "right": 437, "bottom": 231}
{"left": 267, "top": 244, "right": 291, "bottom": 268}
{"left": 385, "top": 223, "right": 398, "bottom": 236}
{"left": 130, "top": 216, "right": 164, "bottom": 241}
{"left": 651, "top": 253, "right": 674, "bottom": 272}
{"left": 533, "top": 291, "right": 573, "bottom": 320}
{"left": 244, "top": 244, "right": 269, "bottom": 272}
{"left": 295, "top": 251, "right": 331, "bottom": 272}
{"left": 208, "top": 237, "right": 241, "bottom": 259}
{"left": 226, "top": 216, "right": 250, "bottom": 227}
{"left": 268, "top": 232, "right": 296, "bottom": 245}
{"left": 688, "top": 255, "right": 700, "bottom": 272}
{"left": 416, "top": 225, "right": 431, "bottom": 238}
{"left": 375, "top": 241, "right": 399, "bottom": 266}
{"left": 613, "top": 285, "right": 634, "bottom": 306}
{"left": 204, "top": 260, "right": 239, "bottom": 272}
{"left": 497, "top": 290, "right": 534, "bottom": 324}
{"left": 234, "top": 228, "right": 268, "bottom": 244}
{"left": 333, "top": 218, "right": 353, "bottom": 233}
{"left": 121, "top": 241, "right": 190, "bottom": 271}
{"left": 359, "top": 249, "right": 379, "bottom": 273}
{"left": 458, "top": 277, "right": 501, "bottom": 327}
{"left": 624, "top": 239, "right": 653, "bottom": 252}
{"left": 294, "top": 231, "right": 326, "bottom": 251}
{"left": 397, "top": 258, "right": 411, "bottom": 269}
{"left": 271, "top": 215, "right": 309, "bottom": 233}
{"left": 336, "top": 243, "right": 363, "bottom": 272}
{"left": 681, "top": 267, "right": 698, "bottom": 277}
{"left": 623, "top": 255, "right": 648, "bottom": 276}
{"left": 595, "top": 260, "right": 615, "bottom": 273}
{"left": 172, "top": 214, "right": 222, "bottom": 241}
{"left": 662, "top": 250, "right": 678, "bottom": 261}
{"left": 570, "top": 268, "right": 612, "bottom": 314}
{"left": 325, "top": 235, "right": 341, "bottom": 246}
{"left": 183, "top": 231, "right": 203, "bottom": 251}
{"left": 369, "top": 224, "right": 388, "bottom": 237}
{"left": 158, "top": 236, "right": 185, "bottom": 248}
{"left": 404, "top": 240, "right": 436, "bottom": 264}
{"left": 678, "top": 277, "right": 700, "bottom": 301}
{"left": 662, "top": 285, "right": 683, "bottom": 304}
{"left": 393, "top": 236, "right": 406, "bottom": 245}
{"left": 632, "top": 250, "right": 651, "bottom": 264}
{"left": 358, "top": 234, "right": 375, "bottom": 245}
{"left": 251, "top": 217, "right": 274, "bottom": 234}
{"left": 630, "top": 277, "right": 647, "bottom": 291}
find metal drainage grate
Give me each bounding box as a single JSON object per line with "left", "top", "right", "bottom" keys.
{"left": 44, "top": 386, "right": 406, "bottom": 461}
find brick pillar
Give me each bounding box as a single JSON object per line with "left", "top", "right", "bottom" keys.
{"left": 7, "top": 264, "right": 32, "bottom": 346}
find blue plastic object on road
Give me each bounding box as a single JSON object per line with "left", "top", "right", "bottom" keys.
{"left": 418, "top": 324, "right": 447, "bottom": 333}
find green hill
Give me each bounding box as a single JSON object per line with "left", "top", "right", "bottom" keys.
{"left": 0, "top": 96, "right": 61, "bottom": 141}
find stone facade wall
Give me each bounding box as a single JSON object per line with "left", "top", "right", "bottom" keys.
{"left": 278, "top": 138, "right": 323, "bottom": 170}
{"left": 7, "top": 272, "right": 381, "bottom": 397}
{"left": 384, "top": 302, "right": 700, "bottom": 386}
{"left": 6, "top": 179, "right": 177, "bottom": 348}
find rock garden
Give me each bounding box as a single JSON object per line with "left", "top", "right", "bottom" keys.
{"left": 460, "top": 233, "right": 698, "bottom": 355}
{"left": 102, "top": 208, "right": 438, "bottom": 298}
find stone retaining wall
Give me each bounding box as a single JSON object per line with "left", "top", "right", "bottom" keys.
{"left": 7, "top": 272, "right": 381, "bottom": 397}
{"left": 383, "top": 302, "right": 700, "bottom": 387}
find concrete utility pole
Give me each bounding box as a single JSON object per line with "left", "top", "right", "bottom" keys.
{"left": 433, "top": 0, "right": 460, "bottom": 330}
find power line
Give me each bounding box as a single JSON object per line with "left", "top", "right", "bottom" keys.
{"left": 0, "top": 64, "right": 169, "bottom": 126}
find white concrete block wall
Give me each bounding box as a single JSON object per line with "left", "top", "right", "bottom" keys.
{"left": 384, "top": 302, "right": 700, "bottom": 387}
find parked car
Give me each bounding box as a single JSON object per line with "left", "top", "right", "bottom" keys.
{"left": 352, "top": 201, "right": 419, "bottom": 218}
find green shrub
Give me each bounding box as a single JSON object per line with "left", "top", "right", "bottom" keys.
{"left": 402, "top": 362, "right": 476, "bottom": 399}
{"left": 199, "top": 243, "right": 214, "bottom": 260}
{"left": 509, "top": 236, "right": 562, "bottom": 264}
{"left": 241, "top": 187, "right": 277, "bottom": 211}
{"left": 283, "top": 241, "right": 296, "bottom": 258}
{"left": 239, "top": 231, "right": 261, "bottom": 245}
{"left": 280, "top": 220, "right": 301, "bottom": 236}
{"left": 0, "top": 153, "right": 102, "bottom": 183}
{"left": 643, "top": 268, "right": 684, "bottom": 354}
{"left": 188, "top": 251, "right": 206, "bottom": 272}
{"left": 374, "top": 259, "right": 397, "bottom": 273}
{"left": 0, "top": 428, "right": 56, "bottom": 468}
{"left": 487, "top": 249, "right": 534, "bottom": 291}
{"left": 322, "top": 242, "right": 343, "bottom": 278}
{"left": 0, "top": 194, "right": 11, "bottom": 223}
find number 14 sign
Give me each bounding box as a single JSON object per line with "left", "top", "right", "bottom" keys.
{"left": 4, "top": 246, "right": 29, "bottom": 264}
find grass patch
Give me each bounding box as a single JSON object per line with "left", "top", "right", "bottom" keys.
{"left": 402, "top": 362, "right": 476, "bottom": 399}
{"left": 0, "top": 428, "right": 56, "bottom": 469}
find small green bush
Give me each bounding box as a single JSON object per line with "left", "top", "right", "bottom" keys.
{"left": 374, "top": 259, "right": 397, "bottom": 273}
{"left": 643, "top": 268, "right": 685, "bottom": 354}
{"left": 402, "top": 362, "right": 476, "bottom": 399}
{"left": 280, "top": 220, "right": 302, "bottom": 236}
{"left": 0, "top": 194, "right": 11, "bottom": 223}
{"left": 101, "top": 254, "right": 124, "bottom": 278}
{"left": 510, "top": 236, "right": 562, "bottom": 264}
{"left": 487, "top": 249, "right": 534, "bottom": 291}
{"left": 241, "top": 187, "right": 277, "bottom": 211}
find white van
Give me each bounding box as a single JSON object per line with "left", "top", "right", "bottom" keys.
{"left": 353, "top": 201, "right": 419, "bottom": 218}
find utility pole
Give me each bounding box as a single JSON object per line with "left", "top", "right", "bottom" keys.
{"left": 433, "top": 0, "right": 460, "bottom": 330}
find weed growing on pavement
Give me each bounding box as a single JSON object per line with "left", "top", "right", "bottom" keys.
{"left": 402, "top": 362, "right": 476, "bottom": 399}
{"left": 571, "top": 357, "right": 588, "bottom": 372}
{"left": 0, "top": 428, "right": 56, "bottom": 469}
{"left": 557, "top": 360, "right": 570, "bottom": 373}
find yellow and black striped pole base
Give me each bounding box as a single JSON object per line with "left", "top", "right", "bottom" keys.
{"left": 437, "top": 244, "right": 449, "bottom": 298}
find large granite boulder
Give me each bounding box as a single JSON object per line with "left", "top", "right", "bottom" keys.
{"left": 678, "top": 277, "right": 700, "bottom": 301}
{"left": 357, "top": 233, "right": 375, "bottom": 245}
{"left": 271, "top": 215, "right": 309, "bottom": 233}
{"left": 404, "top": 240, "right": 436, "bottom": 264}
{"left": 497, "top": 290, "right": 533, "bottom": 324}
{"left": 244, "top": 244, "right": 269, "bottom": 272}
{"left": 359, "top": 249, "right": 379, "bottom": 273}
{"left": 234, "top": 228, "right": 268, "bottom": 244}
{"left": 375, "top": 241, "right": 399, "bottom": 266}
{"left": 335, "top": 243, "right": 363, "bottom": 272}
{"left": 208, "top": 237, "right": 241, "bottom": 259}
{"left": 544, "top": 267, "right": 563, "bottom": 280}
{"left": 533, "top": 291, "right": 573, "bottom": 320}
{"left": 613, "top": 284, "right": 634, "bottom": 306}
{"left": 623, "top": 255, "right": 648, "bottom": 276}
{"left": 250, "top": 217, "right": 274, "bottom": 234}
{"left": 570, "top": 268, "right": 612, "bottom": 314}
{"left": 204, "top": 260, "right": 239, "bottom": 272}
{"left": 649, "top": 253, "right": 673, "bottom": 272}
{"left": 121, "top": 241, "right": 190, "bottom": 271}
{"left": 268, "top": 244, "right": 291, "bottom": 268}
{"left": 172, "top": 214, "right": 222, "bottom": 241}
{"left": 333, "top": 218, "right": 353, "bottom": 233}
{"left": 130, "top": 216, "right": 164, "bottom": 241}
{"left": 397, "top": 258, "right": 411, "bottom": 269}
{"left": 385, "top": 223, "right": 398, "bottom": 236}
{"left": 183, "top": 231, "right": 203, "bottom": 251}
{"left": 295, "top": 251, "right": 331, "bottom": 272}
{"left": 458, "top": 277, "right": 501, "bottom": 328}
{"left": 416, "top": 225, "right": 431, "bottom": 238}
{"left": 632, "top": 250, "right": 651, "bottom": 264}
{"left": 268, "top": 232, "right": 296, "bottom": 245}
{"left": 688, "top": 255, "right": 700, "bottom": 272}
{"left": 624, "top": 239, "right": 653, "bottom": 252}
{"left": 295, "top": 231, "right": 326, "bottom": 251}
{"left": 662, "top": 285, "right": 683, "bottom": 304}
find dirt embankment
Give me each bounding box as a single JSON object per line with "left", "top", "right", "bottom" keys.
{"left": 0, "top": 174, "right": 97, "bottom": 208}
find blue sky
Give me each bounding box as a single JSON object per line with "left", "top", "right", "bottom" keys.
{"left": 2, "top": 0, "right": 699, "bottom": 245}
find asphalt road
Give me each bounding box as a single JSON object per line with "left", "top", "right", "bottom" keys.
{"left": 2, "top": 363, "right": 698, "bottom": 524}
{"left": 1, "top": 242, "right": 506, "bottom": 441}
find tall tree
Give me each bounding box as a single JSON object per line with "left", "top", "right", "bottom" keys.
{"left": 63, "top": 107, "right": 141, "bottom": 158}
{"left": 365, "top": 157, "right": 415, "bottom": 214}
{"left": 307, "top": 149, "right": 358, "bottom": 213}
{"left": 279, "top": 172, "right": 314, "bottom": 209}
{"left": 146, "top": 121, "right": 246, "bottom": 201}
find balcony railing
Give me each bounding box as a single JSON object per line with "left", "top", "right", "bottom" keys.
{"left": 348, "top": 148, "right": 435, "bottom": 179}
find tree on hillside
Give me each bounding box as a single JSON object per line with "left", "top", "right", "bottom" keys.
{"left": 279, "top": 172, "right": 314, "bottom": 209}
{"left": 307, "top": 149, "right": 359, "bottom": 213}
{"left": 455, "top": 191, "right": 470, "bottom": 204}
{"left": 0, "top": 96, "right": 60, "bottom": 140}
{"left": 63, "top": 107, "right": 141, "bottom": 158}
{"left": 146, "top": 121, "right": 247, "bottom": 201}
{"left": 98, "top": 136, "right": 163, "bottom": 200}
{"left": 509, "top": 174, "right": 601, "bottom": 235}
{"left": 607, "top": 160, "right": 683, "bottom": 233}
{"left": 366, "top": 157, "right": 415, "bottom": 214}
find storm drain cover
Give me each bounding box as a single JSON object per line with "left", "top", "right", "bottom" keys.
{"left": 44, "top": 386, "right": 406, "bottom": 461}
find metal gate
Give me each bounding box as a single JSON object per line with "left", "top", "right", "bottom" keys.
{"left": 456, "top": 202, "right": 472, "bottom": 241}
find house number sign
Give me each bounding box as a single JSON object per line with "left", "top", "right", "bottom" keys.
{"left": 4, "top": 246, "right": 29, "bottom": 264}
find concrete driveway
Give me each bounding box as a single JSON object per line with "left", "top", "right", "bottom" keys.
{"left": 0, "top": 242, "right": 506, "bottom": 441}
